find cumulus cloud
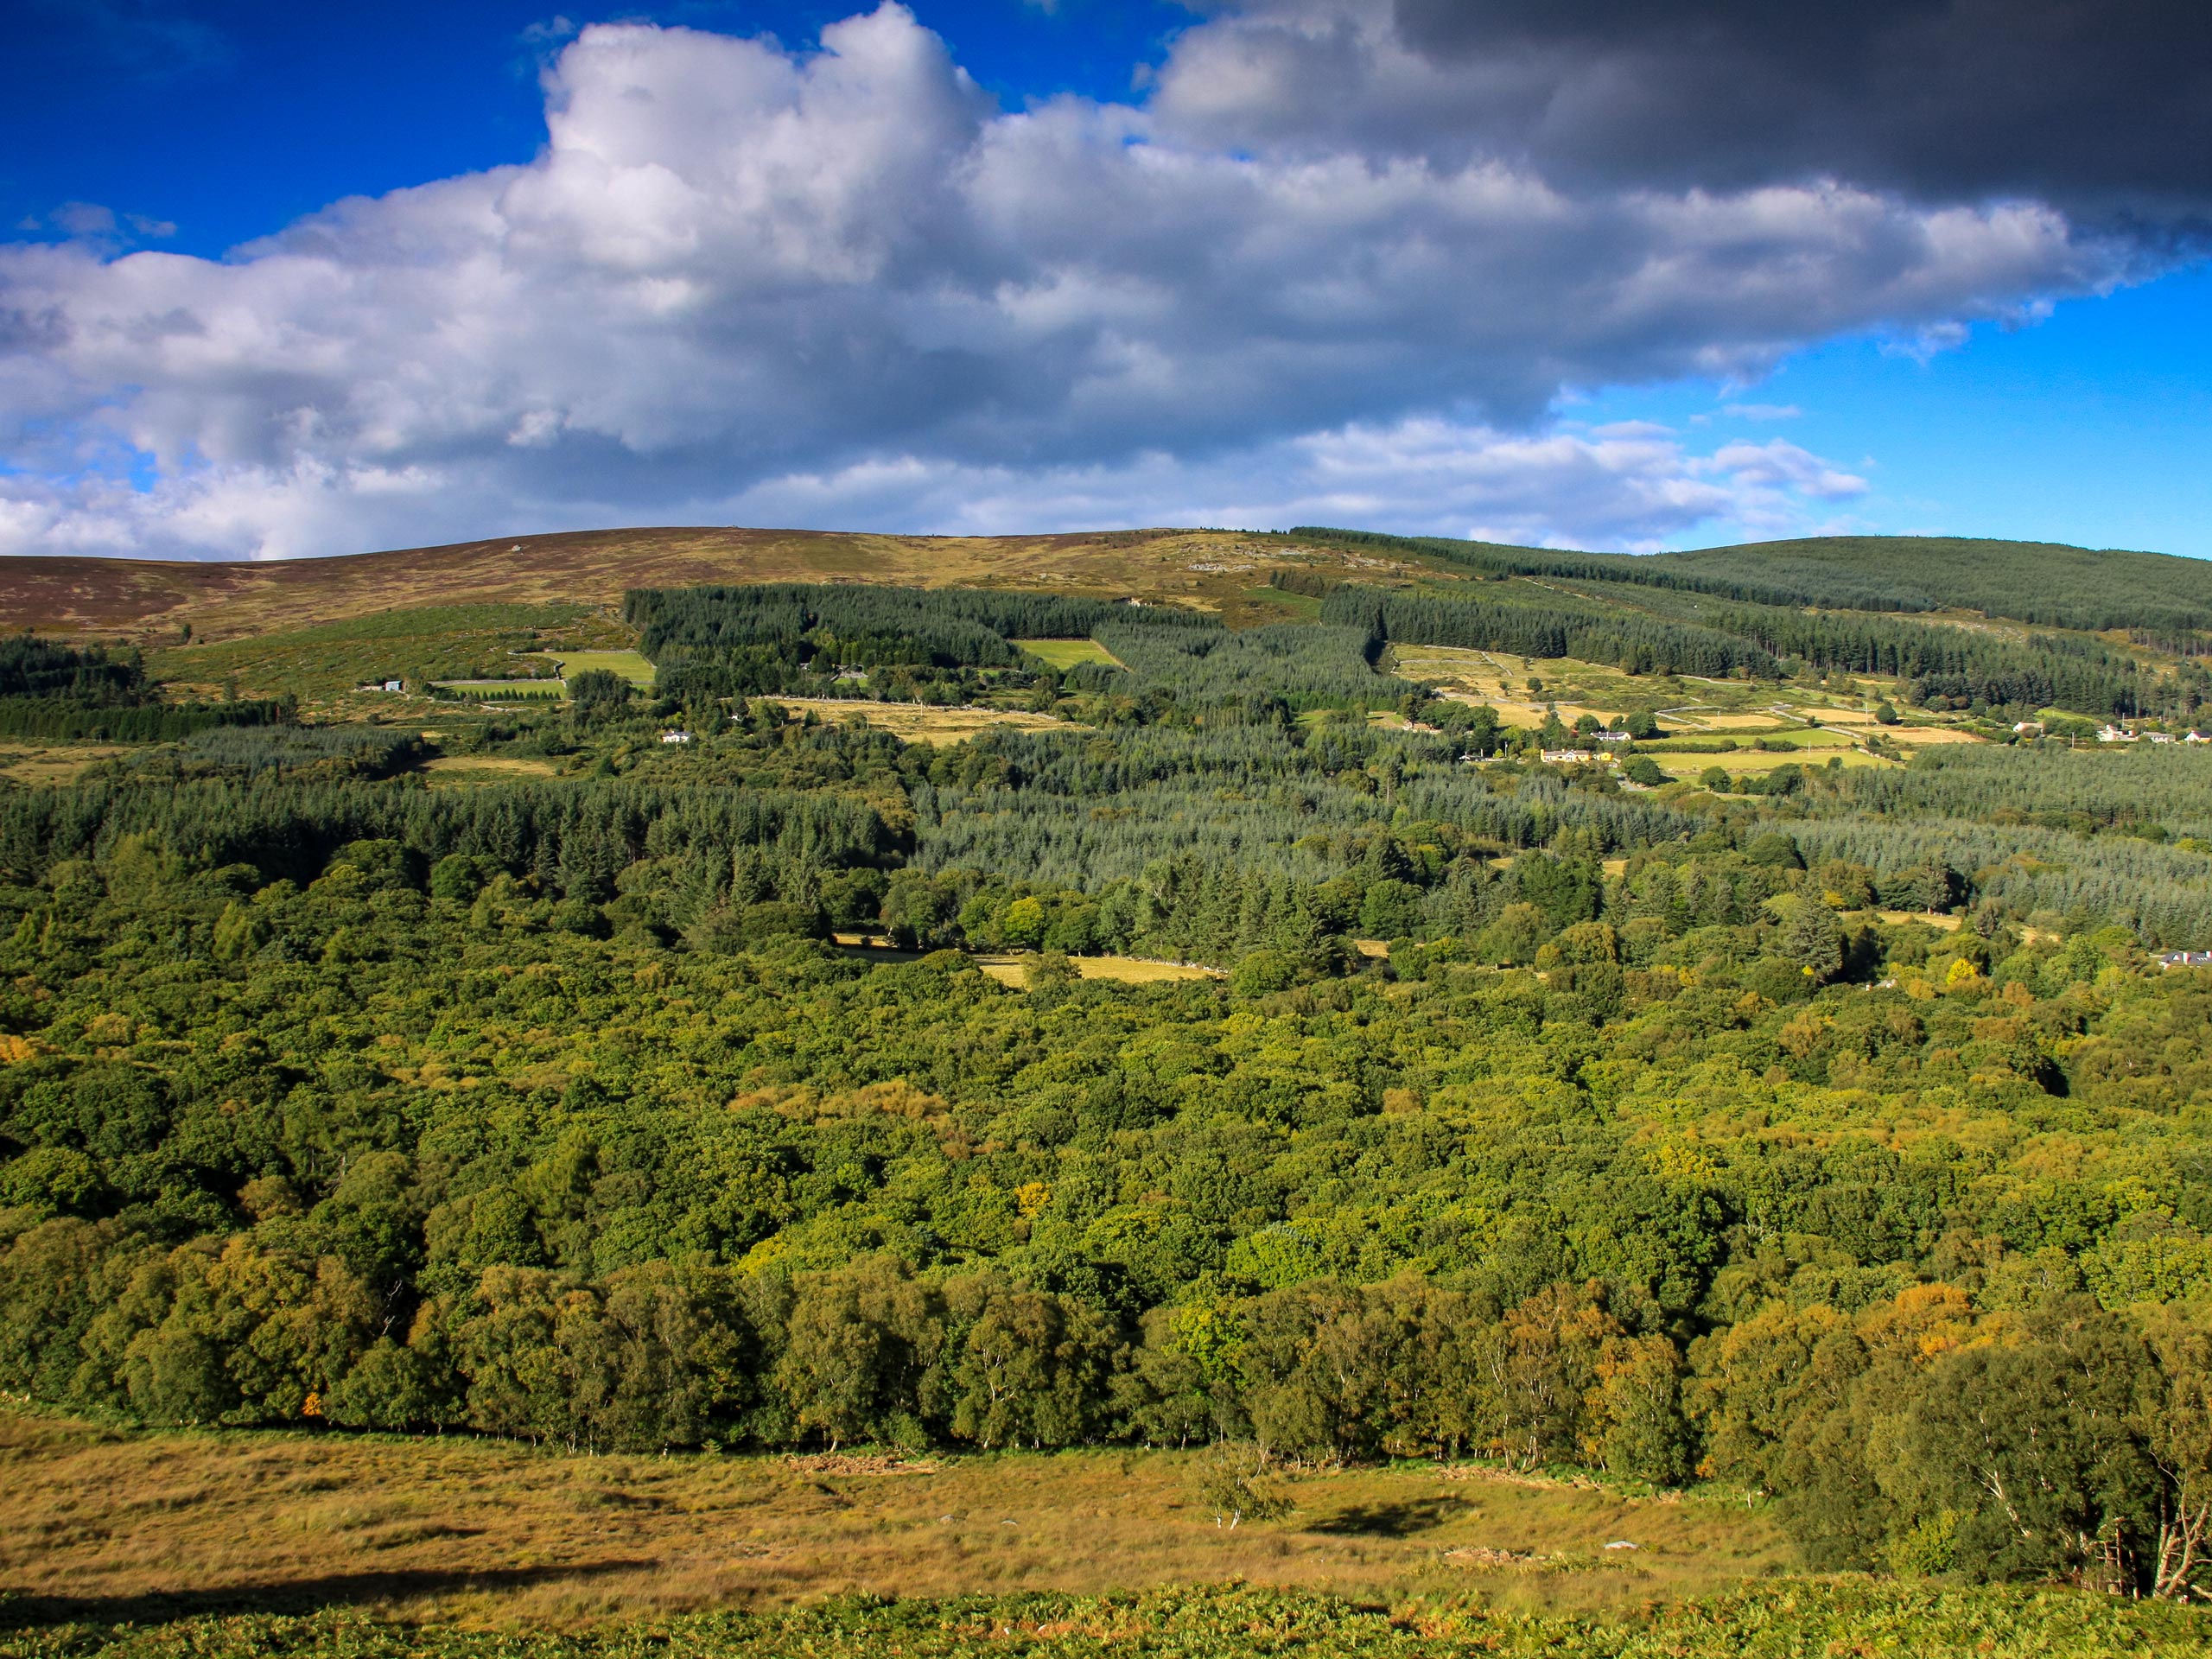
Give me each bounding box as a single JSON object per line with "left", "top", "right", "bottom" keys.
{"left": 0, "top": 2, "right": 2157, "bottom": 559}
{"left": 0, "top": 412, "right": 1874, "bottom": 560}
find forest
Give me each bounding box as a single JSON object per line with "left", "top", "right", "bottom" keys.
{"left": 3, "top": 564, "right": 2212, "bottom": 1638}
{"left": 1294, "top": 526, "right": 2212, "bottom": 636}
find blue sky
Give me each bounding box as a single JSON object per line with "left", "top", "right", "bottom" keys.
{"left": 1581, "top": 263, "right": 2212, "bottom": 558}
{"left": 3, "top": 3, "right": 1191, "bottom": 257}
{"left": 3, "top": 0, "right": 2206, "bottom": 560}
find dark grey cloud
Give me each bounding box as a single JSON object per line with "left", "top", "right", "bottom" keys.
{"left": 1383, "top": 1, "right": 2212, "bottom": 235}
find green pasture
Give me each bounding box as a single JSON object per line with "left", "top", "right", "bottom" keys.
{"left": 544, "top": 649, "right": 658, "bottom": 688}
{"left": 1014, "top": 638, "right": 1123, "bottom": 671}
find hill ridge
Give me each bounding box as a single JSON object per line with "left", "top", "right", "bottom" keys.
{"left": 5, "top": 524, "right": 2208, "bottom": 643}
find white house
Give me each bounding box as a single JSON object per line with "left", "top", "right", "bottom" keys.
{"left": 2097, "top": 724, "right": 2139, "bottom": 742}
{"left": 660, "top": 730, "right": 692, "bottom": 745}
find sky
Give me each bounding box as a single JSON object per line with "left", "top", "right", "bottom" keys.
{"left": 1, "top": 0, "right": 2207, "bottom": 562}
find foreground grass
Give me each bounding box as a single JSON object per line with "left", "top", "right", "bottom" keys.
{"left": 0, "top": 1414, "right": 1787, "bottom": 1627}
{"left": 5, "top": 1418, "right": 2199, "bottom": 1654}
{"left": 3, "top": 1584, "right": 2202, "bottom": 1658}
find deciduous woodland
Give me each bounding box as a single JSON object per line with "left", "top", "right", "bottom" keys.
{"left": 3, "top": 543, "right": 2211, "bottom": 1647}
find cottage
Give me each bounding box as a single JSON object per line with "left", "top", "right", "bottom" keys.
{"left": 1541, "top": 748, "right": 1597, "bottom": 765}
{"left": 2097, "top": 724, "right": 2139, "bottom": 742}
{"left": 660, "top": 730, "right": 692, "bottom": 745}
{"left": 1592, "top": 730, "right": 1632, "bottom": 745}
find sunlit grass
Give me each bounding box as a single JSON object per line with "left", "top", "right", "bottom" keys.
{"left": 0, "top": 1411, "right": 1798, "bottom": 1625}
{"left": 1014, "top": 639, "right": 1123, "bottom": 670}
{"left": 545, "top": 650, "right": 658, "bottom": 688}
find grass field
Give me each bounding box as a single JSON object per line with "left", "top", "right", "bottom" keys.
{"left": 1652, "top": 749, "right": 1895, "bottom": 779}
{"left": 140, "top": 604, "right": 609, "bottom": 713}
{"left": 0, "top": 1411, "right": 1791, "bottom": 1627}
{"left": 0, "top": 744, "right": 131, "bottom": 786}
{"left": 1013, "top": 639, "right": 1122, "bottom": 671}
{"left": 546, "top": 650, "right": 658, "bottom": 689}
{"left": 422, "top": 755, "right": 565, "bottom": 783}
{"left": 1227, "top": 584, "right": 1327, "bottom": 626}
{"left": 766, "top": 700, "right": 1082, "bottom": 743}
{"left": 1396, "top": 648, "right": 1639, "bottom": 731}
{"left": 975, "top": 955, "right": 1221, "bottom": 986}
{"left": 1885, "top": 725, "right": 1989, "bottom": 746}
{"left": 3, "top": 1415, "right": 2201, "bottom": 1657}
{"left": 1388, "top": 647, "right": 1941, "bottom": 741}
{"left": 1777, "top": 727, "right": 1863, "bottom": 747}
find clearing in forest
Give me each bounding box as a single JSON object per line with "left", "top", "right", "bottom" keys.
{"left": 975, "top": 954, "right": 1221, "bottom": 985}
{"left": 1652, "top": 747, "right": 1895, "bottom": 779}
{"left": 1882, "top": 725, "right": 1988, "bottom": 745}
{"left": 766, "top": 698, "right": 1082, "bottom": 741}
{"left": 0, "top": 744, "right": 132, "bottom": 786}
{"left": 421, "top": 755, "right": 565, "bottom": 782}
{"left": 543, "top": 649, "right": 658, "bottom": 688}
{"left": 1014, "top": 638, "right": 1123, "bottom": 670}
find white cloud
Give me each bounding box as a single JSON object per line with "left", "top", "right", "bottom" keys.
{"left": 0, "top": 412, "right": 1872, "bottom": 560}
{"left": 0, "top": 3, "right": 2135, "bottom": 560}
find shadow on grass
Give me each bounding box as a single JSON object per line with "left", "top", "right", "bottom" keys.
{"left": 0, "top": 1560, "right": 651, "bottom": 1630}
{"left": 1306, "top": 1497, "right": 1472, "bottom": 1538}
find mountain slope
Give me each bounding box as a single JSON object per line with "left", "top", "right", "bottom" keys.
{"left": 1300, "top": 529, "right": 2212, "bottom": 634}
{"left": 0, "top": 526, "right": 1325, "bottom": 643}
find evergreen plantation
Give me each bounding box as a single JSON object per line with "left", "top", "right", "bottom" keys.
{"left": 3, "top": 543, "right": 2212, "bottom": 1640}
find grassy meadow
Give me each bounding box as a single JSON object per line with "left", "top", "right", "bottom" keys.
{"left": 140, "top": 605, "right": 616, "bottom": 713}
{"left": 543, "top": 650, "right": 660, "bottom": 689}
{"left": 973, "top": 954, "right": 1221, "bottom": 986}
{"left": 757, "top": 699, "right": 1083, "bottom": 742}
{"left": 0, "top": 1413, "right": 2202, "bottom": 1655}
{"left": 0, "top": 1407, "right": 1790, "bottom": 1623}
{"left": 1014, "top": 639, "right": 1124, "bottom": 671}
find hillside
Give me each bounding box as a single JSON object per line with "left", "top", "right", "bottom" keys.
{"left": 11, "top": 524, "right": 2212, "bottom": 646}
{"left": 0, "top": 525, "right": 1391, "bottom": 644}
{"left": 6, "top": 528, "right": 2212, "bottom": 1647}
{"left": 1295, "top": 528, "right": 2212, "bottom": 635}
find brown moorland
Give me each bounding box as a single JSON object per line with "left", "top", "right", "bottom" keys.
{"left": 0, "top": 1412, "right": 1792, "bottom": 1630}
{"left": 0, "top": 528, "right": 1419, "bottom": 645}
